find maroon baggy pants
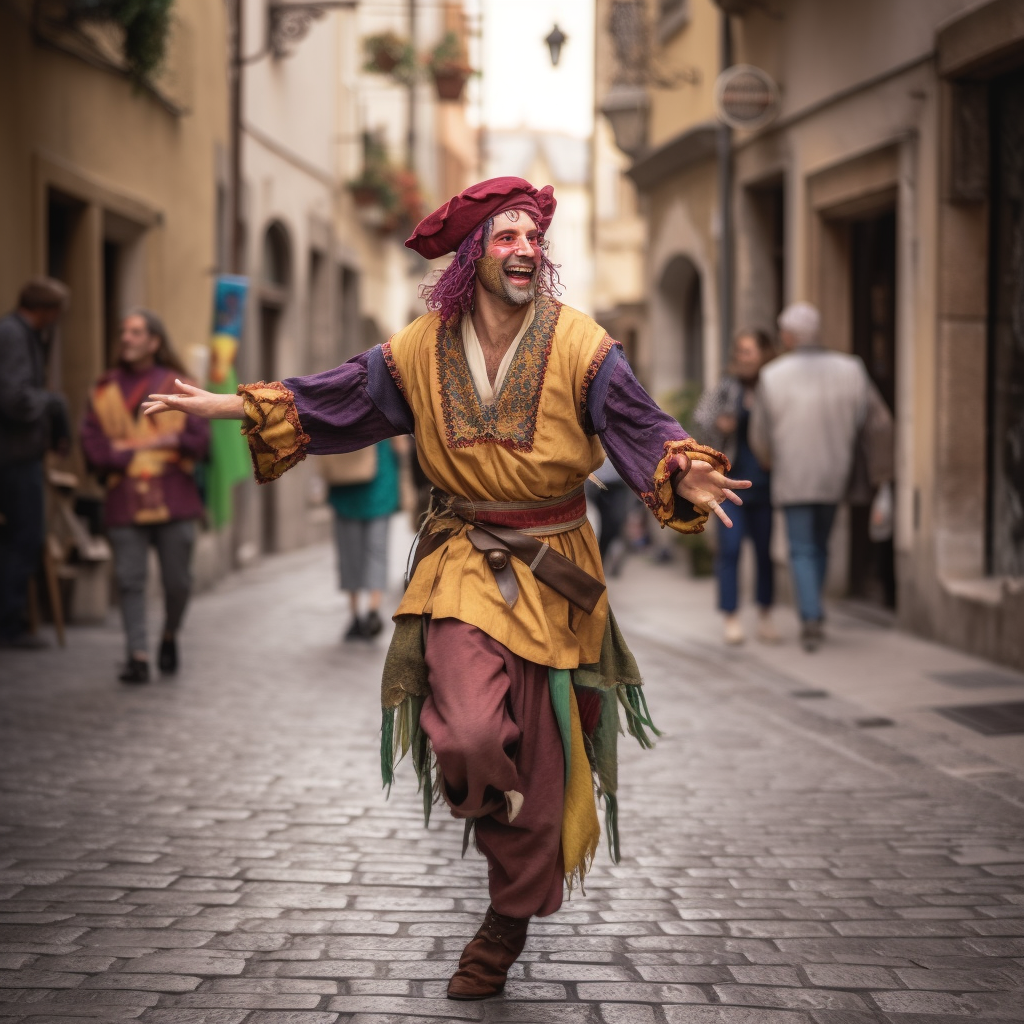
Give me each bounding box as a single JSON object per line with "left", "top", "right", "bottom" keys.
{"left": 420, "top": 617, "right": 565, "bottom": 918}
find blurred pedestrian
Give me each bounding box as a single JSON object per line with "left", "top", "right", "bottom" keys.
{"left": 0, "top": 277, "right": 71, "bottom": 649}
{"left": 80, "top": 310, "right": 209, "bottom": 683}
{"left": 585, "top": 459, "right": 631, "bottom": 576}
{"left": 325, "top": 437, "right": 402, "bottom": 640}
{"left": 749, "top": 302, "right": 890, "bottom": 652}
{"left": 695, "top": 328, "right": 777, "bottom": 645}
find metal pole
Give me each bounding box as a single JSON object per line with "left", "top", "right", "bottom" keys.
{"left": 716, "top": 9, "right": 733, "bottom": 370}
{"left": 230, "top": 0, "right": 244, "bottom": 274}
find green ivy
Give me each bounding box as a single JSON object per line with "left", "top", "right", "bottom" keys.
{"left": 73, "top": 0, "right": 175, "bottom": 83}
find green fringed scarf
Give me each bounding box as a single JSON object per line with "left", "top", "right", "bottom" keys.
{"left": 379, "top": 609, "right": 659, "bottom": 863}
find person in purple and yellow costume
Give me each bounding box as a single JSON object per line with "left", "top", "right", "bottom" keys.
{"left": 82, "top": 310, "right": 209, "bottom": 684}
{"left": 143, "top": 177, "right": 750, "bottom": 1000}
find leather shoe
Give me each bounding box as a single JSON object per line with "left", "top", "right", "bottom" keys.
{"left": 447, "top": 906, "right": 529, "bottom": 1000}
{"left": 343, "top": 616, "right": 366, "bottom": 641}
{"left": 158, "top": 637, "right": 178, "bottom": 674}
{"left": 119, "top": 658, "right": 150, "bottom": 684}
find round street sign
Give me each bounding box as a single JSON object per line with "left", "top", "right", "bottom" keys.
{"left": 714, "top": 64, "right": 780, "bottom": 131}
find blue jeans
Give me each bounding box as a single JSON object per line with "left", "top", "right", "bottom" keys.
{"left": 783, "top": 503, "right": 838, "bottom": 622}
{"left": 716, "top": 501, "right": 774, "bottom": 613}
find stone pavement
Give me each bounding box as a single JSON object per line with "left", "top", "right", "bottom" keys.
{"left": 1, "top": 536, "right": 1024, "bottom": 1024}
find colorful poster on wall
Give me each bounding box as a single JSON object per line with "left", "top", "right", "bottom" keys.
{"left": 205, "top": 275, "right": 252, "bottom": 530}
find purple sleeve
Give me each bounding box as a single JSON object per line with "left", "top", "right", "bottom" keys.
{"left": 282, "top": 346, "right": 414, "bottom": 455}
{"left": 586, "top": 352, "right": 703, "bottom": 525}
{"left": 177, "top": 413, "right": 210, "bottom": 461}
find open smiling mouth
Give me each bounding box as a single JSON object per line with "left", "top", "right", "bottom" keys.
{"left": 504, "top": 264, "right": 536, "bottom": 286}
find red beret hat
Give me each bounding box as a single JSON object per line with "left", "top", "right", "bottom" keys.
{"left": 405, "top": 176, "right": 556, "bottom": 259}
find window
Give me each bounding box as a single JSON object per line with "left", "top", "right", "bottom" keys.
{"left": 262, "top": 221, "right": 291, "bottom": 290}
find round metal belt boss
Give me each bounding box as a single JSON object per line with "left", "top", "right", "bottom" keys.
{"left": 486, "top": 549, "right": 509, "bottom": 571}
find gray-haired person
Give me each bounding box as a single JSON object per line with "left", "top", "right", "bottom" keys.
{"left": 749, "top": 301, "right": 891, "bottom": 652}
{"left": 0, "top": 278, "right": 71, "bottom": 648}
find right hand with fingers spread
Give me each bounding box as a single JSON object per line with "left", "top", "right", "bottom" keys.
{"left": 674, "top": 459, "right": 752, "bottom": 529}
{"left": 142, "top": 379, "right": 245, "bottom": 420}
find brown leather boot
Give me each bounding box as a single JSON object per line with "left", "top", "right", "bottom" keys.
{"left": 446, "top": 905, "right": 530, "bottom": 1000}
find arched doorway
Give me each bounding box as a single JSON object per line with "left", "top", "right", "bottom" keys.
{"left": 259, "top": 220, "right": 291, "bottom": 553}
{"left": 658, "top": 255, "right": 704, "bottom": 389}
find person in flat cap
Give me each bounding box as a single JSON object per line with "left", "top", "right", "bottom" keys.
{"left": 144, "top": 177, "right": 749, "bottom": 1000}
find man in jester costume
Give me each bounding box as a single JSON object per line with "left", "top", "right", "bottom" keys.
{"left": 145, "top": 178, "right": 750, "bottom": 1000}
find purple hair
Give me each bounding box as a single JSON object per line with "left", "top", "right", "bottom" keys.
{"left": 420, "top": 214, "right": 563, "bottom": 325}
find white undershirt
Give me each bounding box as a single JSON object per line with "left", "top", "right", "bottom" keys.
{"left": 462, "top": 303, "right": 535, "bottom": 405}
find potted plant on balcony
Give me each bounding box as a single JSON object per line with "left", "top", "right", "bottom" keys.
{"left": 67, "top": 0, "right": 174, "bottom": 83}
{"left": 347, "top": 134, "right": 425, "bottom": 236}
{"left": 348, "top": 169, "right": 386, "bottom": 210}
{"left": 346, "top": 133, "right": 389, "bottom": 212}
{"left": 363, "top": 30, "right": 416, "bottom": 81}
{"left": 426, "top": 31, "right": 474, "bottom": 102}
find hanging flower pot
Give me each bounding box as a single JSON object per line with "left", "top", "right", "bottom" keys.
{"left": 351, "top": 185, "right": 381, "bottom": 208}
{"left": 426, "top": 31, "right": 475, "bottom": 103}
{"left": 363, "top": 31, "right": 415, "bottom": 80}
{"left": 431, "top": 67, "right": 470, "bottom": 101}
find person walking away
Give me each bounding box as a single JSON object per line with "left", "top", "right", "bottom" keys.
{"left": 695, "top": 328, "right": 777, "bottom": 645}
{"left": 80, "top": 310, "right": 209, "bottom": 683}
{"left": 325, "top": 437, "right": 402, "bottom": 640}
{"left": 749, "top": 301, "right": 890, "bottom": 652}
{"left": 585, "top": 458, "right": 632, "bottom": 577}
{"left": 0, "top": 278, "right": 71, "bottom": 648}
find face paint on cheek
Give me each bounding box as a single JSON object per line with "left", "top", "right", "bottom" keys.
{"left": 475, "top": 255, "right": 506, "bottom": 297}
{"left": 487, "top": 242, "right": 520, "bottom": 260}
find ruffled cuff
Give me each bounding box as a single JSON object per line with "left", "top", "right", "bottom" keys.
{"left": 648, "top": 439, "right": 731, "bottom": 534}
{"left": 238, "top": 381, "right": 311, "bottom": 484}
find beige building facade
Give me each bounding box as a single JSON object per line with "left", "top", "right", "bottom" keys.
{"left": 593, "top": 0, "right": 726, "bottom": 396}
{"left": 597, "top": 0, "right": 1024, "bottom": 669}
{"left": 1, "top": 0, "right": 479, "bottom": 612}
{"left": 0, "top": 0, "right": 234, "bottom": 597}
{"left": 0, "top": 0, "right": 230, "bottom": 475}
{"left": 721, "top": 0, "right": 1024, "bottom": 670}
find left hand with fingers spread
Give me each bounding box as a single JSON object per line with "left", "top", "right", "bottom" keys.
{"left": 674, "top": 458, "right": 751, "bottom": 528}
{"left": 142, "top": 379, "right": 245, "bottom": 421}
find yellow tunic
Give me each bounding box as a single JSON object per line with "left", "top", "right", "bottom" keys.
{"left": 384, "top": 296, "right": 613, "bottom": 670}
{"left": 234, "top": 295, "right": 722, "bottom": 890}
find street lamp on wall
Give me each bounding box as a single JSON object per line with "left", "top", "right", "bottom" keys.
{"left": 545, "top": 24, "right": 567, "bottom": 67}
{"left": 599, "top": 81, "right": 650, "bottom": 158}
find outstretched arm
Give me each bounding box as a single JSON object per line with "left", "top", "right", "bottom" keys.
{"left": 144, "top": 347, "right": 414, "bottom": 483}
{"left": 584, "top": 345, "right": 750, "bottom": 531}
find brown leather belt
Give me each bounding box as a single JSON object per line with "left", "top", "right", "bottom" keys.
{"left": 410, "top": 488, "right": 605, "bottom": 614}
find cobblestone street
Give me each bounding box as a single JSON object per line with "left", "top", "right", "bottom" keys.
{"left": 2, "top": 538, "right": 1024, "bottom": 1024}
